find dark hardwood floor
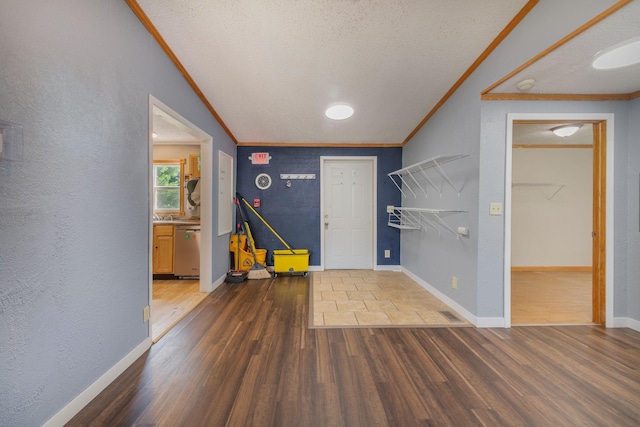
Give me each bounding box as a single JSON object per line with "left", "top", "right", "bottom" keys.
{"left": 68, "top": 274, "right": 640, "bottom": 426}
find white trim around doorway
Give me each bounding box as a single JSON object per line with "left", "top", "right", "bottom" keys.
{"left": 319, "top": 156, "right": 378, "bottom": 271}
{"left": 504, "top": 113, "right": 614, "bottom": 328}
{"left": 148, "top": 95, "right": 214, "bottom": 340}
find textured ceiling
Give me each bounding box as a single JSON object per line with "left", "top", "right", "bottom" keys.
{"left": 488, "top": 0, "right": 640, "bottom": 95}
{"left": 139, "top": 0, "right": 528, "bottom": 145}
{"left": 139, "top": 1, "right": 639, "bottom": 146}
{"left": 152, "top": 106, "right": 202, "bottom": 144}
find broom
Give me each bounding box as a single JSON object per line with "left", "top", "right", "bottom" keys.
{"left": 234, "top": 197, "right": 271, "bottom": 280}
{"left": 238, "top": 193, "right": 296, "bottom": 254}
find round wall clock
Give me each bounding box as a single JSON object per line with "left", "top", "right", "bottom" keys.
{"left": 255, "top": 173, "right": 272, "bottom": 190}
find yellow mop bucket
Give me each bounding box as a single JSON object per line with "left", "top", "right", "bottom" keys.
{"left": 273, "top": 249, "right": 309, "bottom": 275}
{"left": 230, "top": 234, "right": 267, "bottom": 271}
{"left": 239, "top": 248, "right": 267, "bottom": 271}
{"left": 229, "top": 233, "right": 247, "bottom": 253}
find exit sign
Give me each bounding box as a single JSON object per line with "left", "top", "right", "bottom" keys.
{"left": 249, "top": 152, "right": 271, "bottom": 165}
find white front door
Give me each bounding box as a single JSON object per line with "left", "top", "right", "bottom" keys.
{"left": 323, "top": 159, "right": 374, "bottom": 269}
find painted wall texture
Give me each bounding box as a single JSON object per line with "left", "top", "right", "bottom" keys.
{"left": 511, "top": 148, "right": 593, "bottom": 267}
{"left": 1, "top": 0, "right": 638, "bottom": 425}
{"left": 628, "top": 97, "right": 640, "bottom": 323}
{"left": 401, "top": 0, "right": 637, "bottom": 324}
{"left": 236, "top": 146, "right": 402, "bottom": 267}
{"left": 0, "top": 1, "right": 235, "bottom": 426}
{"left": 480, "top": 102, "right": 631, "bottom": 320}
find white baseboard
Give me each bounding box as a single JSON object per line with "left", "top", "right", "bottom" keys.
{"left": 307, "top": 265, "right": 403, "bottom": 272}
{"left": 611, "top": 317, "right": 628, "bottom": 328}
{"left": 212, "top": 273, "right": 226, "bottom": 291}
{"left": 375, "top": 264, "right": 402, "bottom": 271}
{"left": 43, "top": 338, "right": 152, "bottom": 427}
{"left": 475, "top": 317, "right": 506, "bottom": 328}
{"left": 202, "top": 273, "right": 226, "bottom": 292}
{"left": 402, "top": 268, "right": 479, "bottom": 327}
{"left": 611, "top": 317, "right": 640, "bottom": 332}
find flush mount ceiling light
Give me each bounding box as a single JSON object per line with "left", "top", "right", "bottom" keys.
{"left": 516, "top": 78, "right": 536, "bottom": 92}
{"left": 325, "top": 104, "right": 354, "bottom": 120}
{"left": 592, "top": 36, "right": 640, "bottom": 70}
{"left": 550, "top": 124, "right": 582, "bottom": 137}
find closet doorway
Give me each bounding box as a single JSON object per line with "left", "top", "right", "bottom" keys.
{"left": 506, "top": 117, "right": 608, "bottom": 326}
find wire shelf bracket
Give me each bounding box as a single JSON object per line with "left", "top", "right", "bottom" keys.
{"left": 387, "top": 154, "right": 468, "bottom": 199}
{"left": 512, "top": 182, "right": 566, "bottom": 200}
{"left": 387, "top": 207, "right": 468, "bottom": 238}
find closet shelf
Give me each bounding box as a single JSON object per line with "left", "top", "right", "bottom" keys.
{"left": 387, "top": 207, "right": 467, "bottom": 238}
{"left": 512, "top": 182, "right": 566, "bottom": 200}
{"left": 387, "top": 154, "right": 468, "bottom": 198}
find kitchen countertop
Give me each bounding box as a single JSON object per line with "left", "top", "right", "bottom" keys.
{"left": 153, "top": 220, "right": 201, "bottom": 225}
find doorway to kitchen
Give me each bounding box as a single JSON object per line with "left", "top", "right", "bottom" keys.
{"left": 504, "top": 114, "right": 613, "bottom": 328}
{"left": 149, "top": 96, "right": 213, "bottom": 342}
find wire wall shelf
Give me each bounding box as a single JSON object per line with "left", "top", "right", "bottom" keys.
{"left": 512, "top": 182, "right": 566, "bottom": 200}
{"left": 387, "top": 154, "right": 468, "bottom": 198}
{"left": 387, "top": 207, "right": 467, "bottom": 238}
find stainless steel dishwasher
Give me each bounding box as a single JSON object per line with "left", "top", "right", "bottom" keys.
{"left": 174, "top": 224, "right": 200, "bottom": 278}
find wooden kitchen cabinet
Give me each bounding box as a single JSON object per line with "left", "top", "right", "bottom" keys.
{"left": 189, "top": 153, "right": 200, "bottom": 178}
{"left": 153, "top": 224, "right": 174, "bottom": 274}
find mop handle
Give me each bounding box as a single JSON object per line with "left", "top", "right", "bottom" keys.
{"left": 234, "top": 197, "right": 259, "bottom": 261}
{"left": 238, "top": 194, "right": 296, "bottom": 254}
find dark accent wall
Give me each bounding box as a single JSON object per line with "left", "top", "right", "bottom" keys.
{"left": 237, "top": 146, "right": 402, "bottom": 266}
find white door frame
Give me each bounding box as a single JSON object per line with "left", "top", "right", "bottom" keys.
{"left": 504, "top": 113, "right": 614, "bottom": 328}
{"left": 148, "top": 95, "right": 214, "bottom": 340}
{"left": 320, "top": 156, "right": 377, "bottom": 270}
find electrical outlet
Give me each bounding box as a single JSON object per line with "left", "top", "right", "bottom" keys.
{"left": 490, "top": 202, "right": 503, "bottom": 216}
{"left": 452, "top": 276, "right": 458, "bottom": 290}
{"left": 386, "top": 205, "right": 395, "bottom": 213}
{"left": 384, "top": 249, "right": 391, "bottom": 258}
{"left": 143, "top": 305, "right": 150, "bottom": 323}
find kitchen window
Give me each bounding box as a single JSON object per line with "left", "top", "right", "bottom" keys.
{"left": 153, "top": 159, "right": 186, "bottom": 214}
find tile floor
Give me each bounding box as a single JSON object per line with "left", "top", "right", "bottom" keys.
{"left": 310, "top": 270, "right": 470, "bottom": 328}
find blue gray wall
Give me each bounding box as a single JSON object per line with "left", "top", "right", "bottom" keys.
{"left": 236, "top": 146, "right": 402, "bottom": 266}
{"left": 479, "top": 100, "right": 631, "bottom": 321}
{"left": 0, "top": 1, "right": 235, "bottom": 426}
{"left": 401, "top": 0, "right": 637, "bottom": 323}
{"left": 628, "top": 97, "right": 640, "bottom": 324}
{"left": 1, "top": 0, "right": 637, "bottom": 425}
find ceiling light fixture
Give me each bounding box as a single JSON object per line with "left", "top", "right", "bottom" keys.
{"left": 325, "top": 104, "right": 354, "bottom": 120}
{"left": 592, "top": 36, "right": 640, "bottom": 70}
{"left": 516, "top": 78, "right": 536, "bottom": 92}
{"left": 550, "top": 124, "right": 582, "bottom": 137}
